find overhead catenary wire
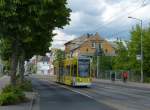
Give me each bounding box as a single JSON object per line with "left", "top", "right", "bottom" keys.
{"left": 76, "top": 0, "right": 146, "bottom": 36}
{"left": 92, "top": 3, "right": 146, "bottom": 33}
{"left": 53, "top": 0, "right": 149, "bottom": 46}
{"left": 88, "top": 0, "right": 143, "bottom": 30}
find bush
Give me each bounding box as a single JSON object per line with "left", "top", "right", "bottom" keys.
{"left": 0, "top": 92, "right": 19, "bottom": 105}
{"left": 0, "top": 85, "right": 26, "bottom": 106}
{"left": 0, "top": 79, "right": 33, "bottom": 106}
{"left": 144, "top": 77, "right": 150, "bottom": 83}
{"left": 18, "top": 80, "right": 33, "bottom": 92}
{"left": 1, "top": 85, "right": 14, "bottom": 93}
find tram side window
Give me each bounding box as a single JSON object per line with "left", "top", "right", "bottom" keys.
{"left": 71, "top": 65, "right": 73, "bottom": 76}
{"left": 66, "top": 65, "right": 70, "bottom": 75}
{"left": 59, "top": 66, "right": 63, "bottom": 76}
{"left": 73, "top": 65, "right": 77, "bottom": 76}
{"left": 63, "top": 67, "right": 67, "bottom": 75}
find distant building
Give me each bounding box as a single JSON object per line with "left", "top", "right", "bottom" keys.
{"left": 30, "top": 54, "right": 54, "bottom": 75}
{"left": 64, "top": 32, "right": 116, "bottom": 58}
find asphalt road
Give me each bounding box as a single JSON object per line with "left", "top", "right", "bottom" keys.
{"left": 69, "top": 81, "right": 150, "bottom": 110}
{"left": 31, "top": 78, "right": 116, "bottom": 110}
{"left": 31, "top": 75, "right": 150, "bottom": 110}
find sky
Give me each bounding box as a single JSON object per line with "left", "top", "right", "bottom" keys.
{"left": 51, "top": 0, "right": 150, "bottom": 49}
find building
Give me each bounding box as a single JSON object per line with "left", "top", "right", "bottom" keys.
{"left": 29, "top": 54, "right": 54, "bottom": 75}
{"left": 64, "top": 32, "right": 116, "bottom": 58}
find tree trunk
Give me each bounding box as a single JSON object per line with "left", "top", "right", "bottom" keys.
{"left": 10, "top": 41, "right": 19, "bottom": 85}
{"left": 19, "top": 54, "right": 25, "bottom": 83}
{"left": 10, "top": 51, "right": 19, "bottom": 85}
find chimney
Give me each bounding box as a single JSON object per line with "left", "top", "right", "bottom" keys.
{"left": 87, "top": 33, "right": 90, "bottom": 38}
{"left": 95, "top": 32, "right": 99, "bottom": 36}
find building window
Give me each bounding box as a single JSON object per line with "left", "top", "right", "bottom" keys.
{"left": 99, "top": 43, "right": 103, "bottom": 49}
{"left": 92, "top": 42, "right": 96, "bottom": 48}
{"left": 86, "top": 48, "right": 88, "bottom": 52}
{"left": 105, "top": 49, "right": 108, "bottom": 53}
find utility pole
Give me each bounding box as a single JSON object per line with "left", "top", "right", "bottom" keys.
{"left": 140, "top": 20, "right": 143, "bottom": 83}
{"left": 97, "top": 56, "right": 99, "bottom": 78}
{"left": 96, "top": 42, "right": 102, "bottom": 78}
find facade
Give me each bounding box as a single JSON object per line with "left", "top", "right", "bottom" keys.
{"left": 64, "top": 32, "right": 116, "bottom": 58}
{"left": 30, "top": 55, "right": 54, "bottom": 75}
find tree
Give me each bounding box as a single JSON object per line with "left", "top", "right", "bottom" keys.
{"left": 0, "top": 0, "right": 71, "bottom": 85}
{"left": 53, "top": 49, "right": 65, "bottom": 63}
{"left": 112, "top": 41, "right": 130, "bottom": 70}
{"left": 128, "top": 25, "right": 142, "bottom": 73}
{"left": 129, "top": 25, "right": 150, "bottom": 80}
{"left": 99, "top": 56, "right": 112, "bottom": 72}
{"left": 143, "top": 26, "right": 150, "bottom": 78}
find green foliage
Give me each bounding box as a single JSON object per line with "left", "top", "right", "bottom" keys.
{"left": 0, "top": 39, "right": 12, "bottom": 61}
{"left": 99, "top": 56, "right": 112, "bottom": 71}
{"left": 0, "top": 0, "right": 71, "bottom": 84}
{"left": 128, "top": 25, "right": 142, "bottom": 73}
{"left": 53, "top": 49, "right": 65, "bottom": 63}
{"left": 112, "top": 41, "right": 130, "bottom": 70}
{"left": 112, "top": 24, "right": 150, "bottom": 81}
{"left": 128, "top": 25, "right": 150, "bottom": 78}
{"left": 18, "top": 80, "right": 33, "bottom": 92}
{"left": 144, "top": 77, "right": 150, "bottom": 83}
{"left": 0, "top": 0, "right": 71, "bottom": 58}
{"left": 1, "top": 85, "right": 14, "bottom": 93}
{"left": 0, "top": 92, "right": 19, "bottom": 105}
{"left": 90, "top": 56, "right": 112, "bottom": 77}
{"left": 91, "top": 56, "right": 97, "bottom": 77}
{"left": 0, "top": 84, "right": 26, "bottom": 105}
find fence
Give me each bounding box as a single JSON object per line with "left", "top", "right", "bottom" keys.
{"left": 32, "top": 74, "right": 57, "bottom": 82}
{"left": 97, "top": 70, "right": 141, "bottom": 82}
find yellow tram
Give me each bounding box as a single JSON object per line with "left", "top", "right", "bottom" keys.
{"left": 54, "top": 57, "right": 92, "bottom": 86}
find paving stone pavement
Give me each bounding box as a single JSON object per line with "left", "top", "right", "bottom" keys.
{"left": 0, "top": 76, "right": 36, "bottom": 110}
{"left": 0, "top": 75, "right": 10, "bottom": 92}
{"left": 94, "top": 78, "right": 150, "bottom": 89}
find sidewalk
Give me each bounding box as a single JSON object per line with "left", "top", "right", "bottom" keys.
{"left": 93, "top": 78, "right": 150, "bottom": 89}
{"left": 0, "top": 75, "right": 10, "bottom": 92}
{"left": 0, "top": 76, "right": 37, "bottom": 110}
{"left": 0, "top": 92, "right": 37, "bottom": 110}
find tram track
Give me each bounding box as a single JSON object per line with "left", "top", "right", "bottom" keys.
{"left": 53, "top": 81, "right": 150, "bottom": 110}
{"left": 31, "top": 75, "right": 150, "bottom": 110}
{"left": 31, "top": 76, "right": 116, "bottom": 110}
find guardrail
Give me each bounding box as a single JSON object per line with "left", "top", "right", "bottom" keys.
{"left": 32, "top": 74, "right": 57, "bottom": 82}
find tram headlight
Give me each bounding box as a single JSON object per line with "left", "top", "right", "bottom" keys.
{"left": 79, "top": 79, "right": 81, "bottom": 82}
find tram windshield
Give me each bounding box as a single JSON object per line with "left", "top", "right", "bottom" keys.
{"left": 78, "top": 59, "right": 90, "bottom": 77}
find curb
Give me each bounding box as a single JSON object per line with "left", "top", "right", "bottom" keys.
{"left": 0, "top": 75, "right": 5, "bottom": 80}
{"left": 93, "top": 79, "right": 150, "bottom": 90}
{"left": 28, "top": 92, "right": 38, "bottom": 110}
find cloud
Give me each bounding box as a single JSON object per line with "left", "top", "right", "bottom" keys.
{"left": 52, "top": 0, "right": 150, "bottom": 48}
{"left": 51, "top": 30, "right": 76, "bottom": 50}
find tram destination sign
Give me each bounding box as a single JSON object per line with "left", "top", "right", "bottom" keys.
{"left": 78, "top": 59, "right": 90, "bottom": 77}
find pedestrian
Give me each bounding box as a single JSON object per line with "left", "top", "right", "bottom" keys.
{"left": 122, "top": 71, "right": 128, "bottom": 83}
{"left": 111, "top": 73, "right": 115, "bottom": 81}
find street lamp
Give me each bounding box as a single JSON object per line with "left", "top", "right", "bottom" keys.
{"left": 128, "top": 16, "right": 143, "bottom": 83}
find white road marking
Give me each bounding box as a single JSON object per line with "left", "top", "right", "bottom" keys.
{"left": 33, "top": 76, "right": 150, "bottom": 110}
